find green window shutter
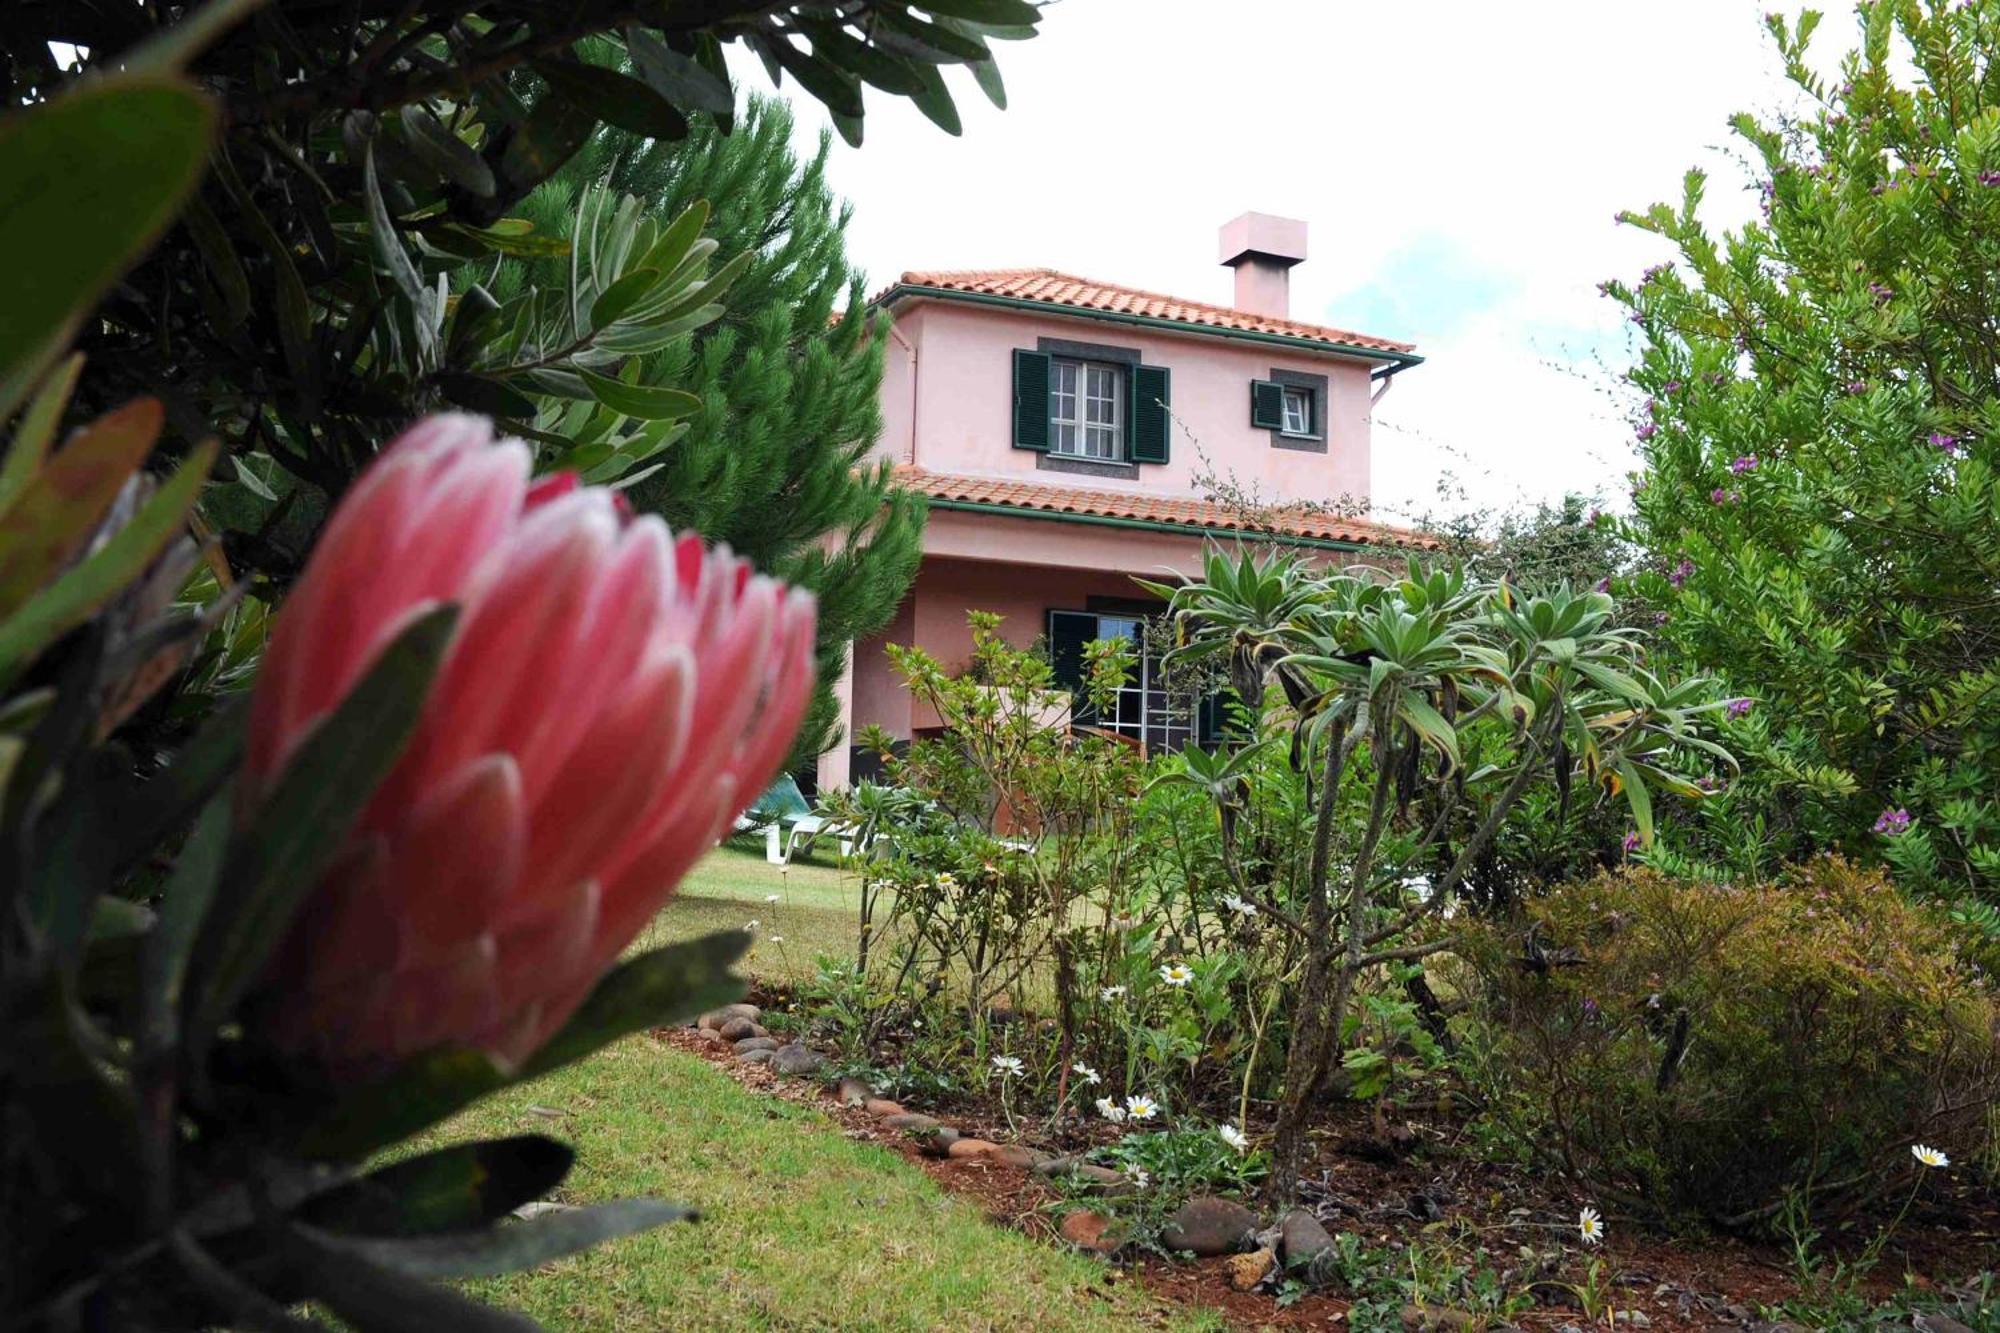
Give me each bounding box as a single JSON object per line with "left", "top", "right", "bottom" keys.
{"left": 1250, "top": 379, "right": 1285, "bottom": 430}
{"left": 1047, "top": 609, "right": 1101, "bottom": 726}
{"left": 1129, "top": 363, "right": 1171, "bottom": 464}
{"left": 1012, "top": 349, "right": 1052, "bottom": 451}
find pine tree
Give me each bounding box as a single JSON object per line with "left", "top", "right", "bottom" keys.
{"left": 496, "top": 96, "right": 922, "bottom": 768}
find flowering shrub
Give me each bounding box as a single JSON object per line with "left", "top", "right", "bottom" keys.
{"left": 1094, "top": 1126, "right": 1266, "bottom": 1198}
{"left": 1150, "top": 550, "right": 1731, "bottom": 1199}
{"left": 1609, "top": 3, "right": 2000, "bottom": 908}
{"left": 855, "top": 614, "right": 1145, "bottom": 1089}
{"left": 1458, "top": 858, "right": 2000, "bottom": 1227}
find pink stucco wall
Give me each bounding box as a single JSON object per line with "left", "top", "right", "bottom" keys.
{"left": 848, "top": 555, "right": 1171, "bottom": 745}
{"left": 874, "top": 299, "right": 1374, "bottom": 509}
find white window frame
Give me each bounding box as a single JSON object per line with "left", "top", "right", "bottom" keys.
{"left": 1279, "top": 384, "right": 1315, "bottom": 438}
{"left": 1089, "top": 614, "right": 1196, "bottom": 754}
{"left": 1050, "top": 358, "right": 1124, "bottom": 461}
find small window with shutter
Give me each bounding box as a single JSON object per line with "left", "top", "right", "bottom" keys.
{"left": 1252, "top": 371, "right": 1327, "bottom": 449}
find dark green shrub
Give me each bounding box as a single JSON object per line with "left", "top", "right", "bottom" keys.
{"left": 1459, "top": 858, "right": 2000, "bottom": 1228}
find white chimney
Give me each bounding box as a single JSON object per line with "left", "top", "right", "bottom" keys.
{"left": 1218, "top": 212, "right": 1307, "bottom": 319}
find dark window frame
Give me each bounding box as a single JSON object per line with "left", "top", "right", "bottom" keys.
{"left": 1264, "top": 366, "right": 1328, "bottom": 453}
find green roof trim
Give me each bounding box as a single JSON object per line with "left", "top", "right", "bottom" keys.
{"left": 874, "top": 283, "right": 1425, "bottom": 369}
{"left": 921, "top": 495, "right": 1382, "bottom": 553}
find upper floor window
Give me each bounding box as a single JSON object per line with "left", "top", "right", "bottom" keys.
{"left": 1051, "top": 359, "right": 1124, "bottom": 460}
{"left": 1012, "top": 347, "right": 1172, "bottom": 466}
{"left": 1251, "top": 371, "right": 1327, "bottom": 450}
{"left": 1280, "top": 385, "right": 1313, "bottom": 437}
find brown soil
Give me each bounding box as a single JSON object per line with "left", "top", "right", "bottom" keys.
{"left": 658, "top": 1026, "right": 1998, "bottom": 1331}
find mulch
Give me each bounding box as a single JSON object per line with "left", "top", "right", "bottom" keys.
{"left": 654, "top": 1025, "right": 1998, "bottom": 1331}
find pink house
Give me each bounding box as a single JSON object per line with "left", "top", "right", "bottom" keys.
{"left": 817, "top": 213, "right": 1424, "bottom": 792}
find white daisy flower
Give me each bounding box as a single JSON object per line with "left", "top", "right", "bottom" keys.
{"left": 935, "top": 871, "right": 957, "bottom": 888}
{"left": 1071, "top": 1062, "right": 1101, "bottom": 1085}
{"left": 1912, "top": 1144, "right": 1951, "bottom": 1168}
{"left": 768, "top": 935, "right": 783, "bottom": 943}
{"left": 765, "top": 893, "right": 781, "bottom": 903}
{"left": 1125, "top": 1094, "right": 1159, "bottom": 1121}
{"left": 745, "top": 919, "right": 759, "bottom": 929}
{"left": 1220, "top": 894, "right": 1259, "bottom": 918}
{"left": 991, "top": 1055, "right": 1023, "bottom": 1077}
{"left": 1219, "top": 1124, "right": 1249, "bottom": 1153}
{"left": 1100, "top": 985, "right": 1127, "bottom": 1002}
{"left": 1578, "top": 1206, "right": 1604, "bottom": 1245}
{"left": 1124, "top": 1164, "right": 1151, "bottom": 1188}
{"left": 1095, "top": 1097, "right": 1126, "bottom": 1124}
{"left": 1159, "top": 963, "right": 1193, "bottom": 987}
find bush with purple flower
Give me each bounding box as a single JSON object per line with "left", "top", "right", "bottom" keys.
{"left": 1872, "top": 807, "right": 1912, "bottom": 837}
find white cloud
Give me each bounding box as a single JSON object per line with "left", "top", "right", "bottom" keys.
{"left": 737, "top": 1, "right": 1839, "bottom": 523}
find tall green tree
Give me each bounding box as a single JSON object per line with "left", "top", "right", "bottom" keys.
{"left": 1610, "top": 3, "right": 2000, "bottom": 910}
{"left": 498, "top": 99, "right": 923, "bottom": 764}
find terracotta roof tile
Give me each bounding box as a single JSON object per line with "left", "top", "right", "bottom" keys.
{"left": 894, "top": 466, "right": 1432, "bottom": 549}
{"left": 882, "top": 268, "right": 1416, "bottom": 359}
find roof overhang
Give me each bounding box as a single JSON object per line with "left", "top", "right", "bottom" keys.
{"left": 873, "top": 283, "right": 1426, "bottom": 371}
{"left": 920, "top": 496, "right": 1421, "bottom": 554}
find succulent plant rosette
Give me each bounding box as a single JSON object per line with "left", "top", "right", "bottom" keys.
{"left": 3, "top": 413, "right": 814, "bottom": 1330}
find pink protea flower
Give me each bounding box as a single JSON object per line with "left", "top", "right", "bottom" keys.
{"left": 244, "top": 415, "right": 816, "bottom": 1073}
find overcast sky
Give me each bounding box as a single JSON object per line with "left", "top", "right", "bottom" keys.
{"left": 735, "top": 1, "right": 1844, "bottom": 526}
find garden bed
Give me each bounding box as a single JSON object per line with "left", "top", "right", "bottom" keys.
{"left": 664, "top": 1015, "right": 2000, "bottom": 1332}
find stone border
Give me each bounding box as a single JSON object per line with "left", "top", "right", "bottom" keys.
{"left": 686, "top": 1004, "right": 1333, "bottom": 1283}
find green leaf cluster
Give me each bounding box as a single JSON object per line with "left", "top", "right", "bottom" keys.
{"left": 1610, "top": 1, "right": 2000, "bottom": 907}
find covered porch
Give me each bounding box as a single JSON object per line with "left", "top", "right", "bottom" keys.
{"left": 818, "top": 504, "right": 1225, "bottom": 792}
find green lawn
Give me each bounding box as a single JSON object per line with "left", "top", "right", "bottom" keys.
{"left": 425, "top": 843, "right": 1220, "bottom": 1330}
{"left": 635, "top": 838, "right": 870, "bottom": 982}
{"left": 438, "top": 1035, "right": 1215, "bottom": 1331}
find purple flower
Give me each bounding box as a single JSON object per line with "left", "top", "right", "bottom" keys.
{"left": 1731, "top": 454, "right": 1759, "bottom": 474}
{"left": 1981, "top": 171, "right": 2000, "bottom": 188}
{"left": 1868, "top": 282, "right": 1893, "bottom": 303}
{"left": 1727, "top": 697, "right": 1753, "bottom": 718}
{"left": 1636, "top": 422, "right": 1659, "bottom": 442}
{"left": 1929, "top": 432, "right": 1963, "bottom": 455}
{"left": 1629, "top": 312, "right": 1645, "bottom": 326}
{"left": 1642, "top": 263, "right": 1670, "bottom": 283}
{"left": 1652, "top": 611, "right": 1669, "bottom": 625}
{"left": 1669, "top": 558, "right": 1694, "bottom": 587}
{"left": 1710, "top": 487, "right": 1738, "bottom": 505}
{"left": 1594, "top": 576, "right": 1612, "bottom": 593}
{"left": 1872, "top": 807, "right": 1912, "bottom": 836}
{"left": 1582, "top": 997, "right": 1601, "bottom": 1020}
{"left": 1621, "top": 831, "right": 1641, "bottom": 854}
{"left": 1664, "top": 379, "right": 1684, "bottom": 394}
{"left": 1844, "top": 380, "right": 1867, "bottom": 394}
